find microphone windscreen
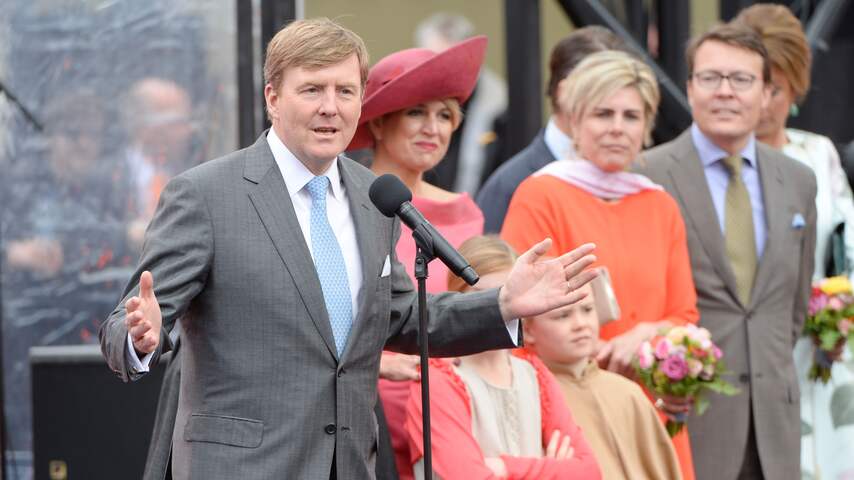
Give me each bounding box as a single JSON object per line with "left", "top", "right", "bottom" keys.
{"left": 369, "top": 174, "right": 412, "bottom": 218}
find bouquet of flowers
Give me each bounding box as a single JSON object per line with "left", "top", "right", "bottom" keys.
{"left": 635, "top": 324, "right": 738, "bottom": 437}
{"left": 804, "top": 276, "right": 854, "bottom": 383}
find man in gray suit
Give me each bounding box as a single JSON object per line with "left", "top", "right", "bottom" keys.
{"left": 641, "top": 23, "right": 816, "bottom": 480}
{"left": 99, "top": 18, "right": 597, "bottom": 480}
{"left": 476, "top": 26, "right": 627, "bottom": 233}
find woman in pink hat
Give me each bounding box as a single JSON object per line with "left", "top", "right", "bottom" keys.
{"left": 347, "top": 37, "right": 489, "bottom": 479}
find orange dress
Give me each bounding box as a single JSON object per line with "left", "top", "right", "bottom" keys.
{"left": 502, "top": 174, "right": 699, "bottom": 480}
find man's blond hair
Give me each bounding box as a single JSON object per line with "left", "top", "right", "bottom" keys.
{"left": 264, "top": 18, "right": 369, "bottom": 95}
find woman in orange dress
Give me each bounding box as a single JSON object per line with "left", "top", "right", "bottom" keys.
{"left": 502, "top": 50, "right": 699, "bottom": 480}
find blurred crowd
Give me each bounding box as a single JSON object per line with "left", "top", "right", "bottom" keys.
{"left": 0, "top": 1, "right": 225, "bottom": 463}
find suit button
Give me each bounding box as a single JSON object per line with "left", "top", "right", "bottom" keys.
{"left": 338, "top": 369, "right": 345, "bottom": 377}
{"left": 739, "top": 373, "right": 750, "bottom": 383}
{"left": 325, "top": 424, "right": 337, "bottom": 435}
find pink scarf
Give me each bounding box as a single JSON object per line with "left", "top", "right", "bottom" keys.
{"left": 533, "top": 157, "right": 662, "bottom": 200}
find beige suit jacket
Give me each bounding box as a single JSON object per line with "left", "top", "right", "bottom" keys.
{"left": 640, "top": 130, "right": 817, "bottom": 480}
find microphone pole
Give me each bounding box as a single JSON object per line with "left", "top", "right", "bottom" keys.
{"left": 411, "top": 223, "right": 436, "bottom": 480}
{"left": 369, "top": 174, "right": 480, "bottom": 480}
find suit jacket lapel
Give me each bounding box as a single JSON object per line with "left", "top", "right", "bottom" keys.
{"left": 339, "top": 159, "right": 381, "bottom": 362}
{"left": 666, "top": 131, "right": 743, "bottom": 305}
{"left": 749, "top": 146, "right": 785, "bottom": 308}
{"left": 244, "top": 134, "right": 338, "bottom": 359}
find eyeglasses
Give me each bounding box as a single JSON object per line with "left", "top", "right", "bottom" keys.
{"left": 692, "top": 71, "right": 757, "bottom": 92}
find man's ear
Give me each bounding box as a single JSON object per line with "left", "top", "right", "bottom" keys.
{"left": 264, "top": 83, "right": 279, "bottom": 122}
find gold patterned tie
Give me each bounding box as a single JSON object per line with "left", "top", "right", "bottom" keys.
{"left": 723, "top": 155, "right": 757, "bottom": 306}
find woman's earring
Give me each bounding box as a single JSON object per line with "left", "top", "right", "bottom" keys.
{"left": 789, "top": 104, "right": 800, "bottom": 118}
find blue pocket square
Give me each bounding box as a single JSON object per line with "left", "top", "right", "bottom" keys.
{"left": 791, "top": 213, "right": 805, "bottom": 229}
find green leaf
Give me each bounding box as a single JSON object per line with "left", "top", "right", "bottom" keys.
{"left": 704, "top": 380, "right": 739, "bottom": 396}
{"left": 695, "top": 396, "right": 710, "bottom": 416}
{"left": 830, "top": 383, "right": 854, "bottom": 429}
{"left": 666, "top": 420, "right": 684, "bottom": 438}
{"left": 820, "top": 329, "right": 842, "bottom": 351}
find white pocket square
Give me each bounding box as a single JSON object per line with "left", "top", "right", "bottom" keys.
{"left": 380, "top": 255, "right": 391, "bottom": 277}
{"left": 791, "top": 213, "right": 805, "bottom": 230}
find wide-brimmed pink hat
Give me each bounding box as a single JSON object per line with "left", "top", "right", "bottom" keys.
{"left": 348, "top": 35, "right": 487, "bottom": 150}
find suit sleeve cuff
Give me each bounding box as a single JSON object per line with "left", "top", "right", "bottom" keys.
{"left": 126, "top": 333, "right": 153, "bottom": 374}
{"left": 505, "top": 318, "right": 520, "bottom": 346}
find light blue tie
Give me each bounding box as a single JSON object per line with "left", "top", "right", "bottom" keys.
{"left": 306, "top": 176, "right": 353, "bottom": 356}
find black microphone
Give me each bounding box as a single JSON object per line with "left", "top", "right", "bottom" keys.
{"left": 369, "top": 174, "right": 479, "bottom": 286}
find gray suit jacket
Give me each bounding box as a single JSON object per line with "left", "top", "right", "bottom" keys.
{"left": 100, "top": 133, "right": 517, "bottom": 480}
{"left": 640, "top": 130, "right": 817, "bottom": 480}
{"left": 142, "top": 338, "right": 180, "bottom": 480}
{"left": 476, "top": 130, "right": 555, "bottom": 233}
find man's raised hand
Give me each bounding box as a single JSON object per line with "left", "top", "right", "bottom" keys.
{"left": 498, "top": 239, "right": 597, "bottom": 320}
{"left": 126, "top": 271, "right": 162, "bottom": 355}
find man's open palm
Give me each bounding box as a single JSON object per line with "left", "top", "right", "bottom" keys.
{"left": 126, "top": 271, "right": 162, "bottom": 354}
{"left": 498, "top": 239, "right": 597, "bottom": 320}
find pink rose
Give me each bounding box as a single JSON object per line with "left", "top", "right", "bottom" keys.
{"left": 671, "top": 345, "right": 688, "bottom": 359}
{"left": 840, "top": 318, "right": 851, "bottom": 336}
{"left": 829, "top": 296, "right": 846, "bottom": 311}
{"left": 809, "top": 293, "right": 829, "bottom": 316}
{"left": 687, "top": 358, "right": 704, "bottom": 378}
{"left": 688, "top": 326, "right": 711, "bottom": 343}
{"left": 712, "top": 345, "right": 723, "bottom": 361}
{"left": 660, "top": 355, "right": 689, "bottom": 381}
{"left": 638, "top": 351, "right": 654, "bottom": 370}
{"left": 637, "top": 342, "right": 654, "bottom": 369}
{"left": 654, "top": 338, "right": 673, "bottom": 360}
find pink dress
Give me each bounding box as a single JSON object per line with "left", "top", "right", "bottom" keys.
{"left": 379, "top": 192, "right": 484, "bottom": 480}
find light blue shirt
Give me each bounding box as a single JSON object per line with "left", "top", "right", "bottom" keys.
{"left": 543, "top": 117, "right": 576, "bottom": 161}
{"left": 691, "top": 123, "right": 766, "bottom": 258}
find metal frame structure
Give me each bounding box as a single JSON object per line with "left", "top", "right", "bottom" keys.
{"left": 503, "top": 0, "right": 544, "bottom": 158}
{"left": 237, "top": 0, "right": 296, "bottom": 148}
{"left": 805, "top": 0, "right": 850, "bottom": 53}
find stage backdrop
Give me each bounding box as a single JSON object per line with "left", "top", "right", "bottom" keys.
{"left": 0, "top": 1, "right": 238, "bottom": 476}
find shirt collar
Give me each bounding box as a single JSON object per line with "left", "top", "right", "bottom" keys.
{"left": 690, "top": 123, "right": 757, "bottom": 168}
{"left": 544, "top": 117, "right": 575, "bottom": 161}
{"left": 266, "top": 129, "right": 344, "bottom": 200}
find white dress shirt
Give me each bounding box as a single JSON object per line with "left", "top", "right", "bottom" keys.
{"left": 543, "top": 117, "right": 576, "bottom": 162}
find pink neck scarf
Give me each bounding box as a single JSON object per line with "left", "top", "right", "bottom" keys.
{"left": 533, "top": 157, "right": 662, "bottom": 200}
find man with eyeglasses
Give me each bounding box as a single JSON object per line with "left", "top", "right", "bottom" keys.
{"left": 640, "top": 23, "right": 816, "bottom": 480}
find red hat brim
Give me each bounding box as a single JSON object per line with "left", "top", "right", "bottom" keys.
{"left": 347, "top": 36, "right": 488, "bottom": 151}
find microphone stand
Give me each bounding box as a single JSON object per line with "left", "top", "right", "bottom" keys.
{"left": 411, "top": 224, "right": 437, "bottom": 480}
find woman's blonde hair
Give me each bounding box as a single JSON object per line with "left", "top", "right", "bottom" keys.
{"left": 557, "top": 50, "right": 660, "bottom": 144}
{"left": 734, "top": 4, "right": 811, "bottom": 102}
{"left": 447, "top": 235, "right": 517, "bottom": 294}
